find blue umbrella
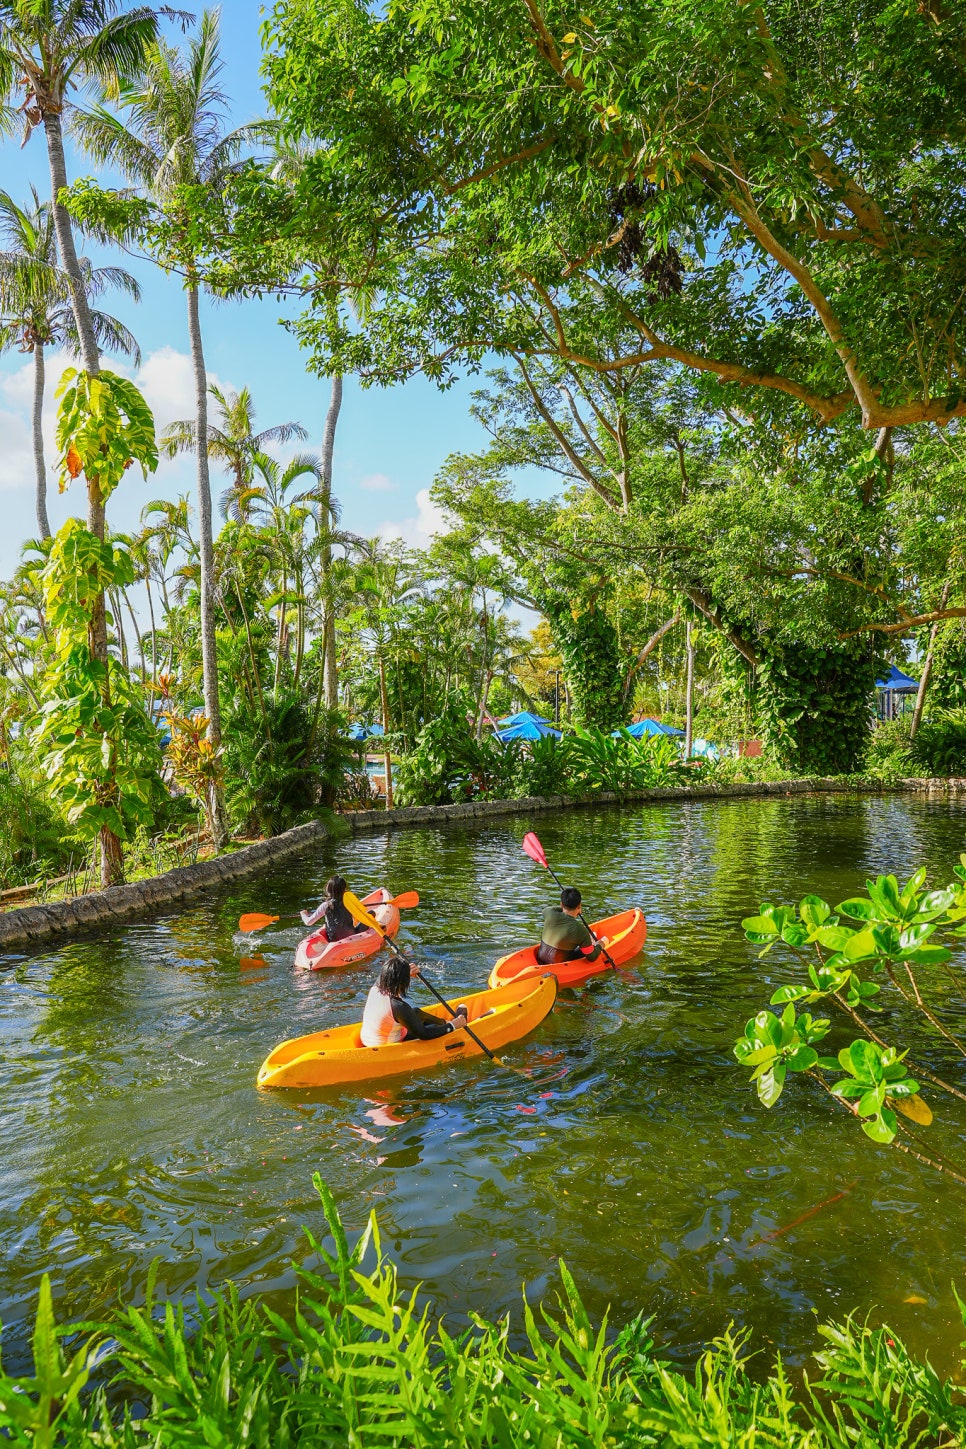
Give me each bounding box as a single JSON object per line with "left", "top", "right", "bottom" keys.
{"left": 496, "top": 719, "right": 562, "bottom": 742}
{"left": 346, "top": 722, "right": 385, "bottom": 741}
{"left": 618, "top": 718, "right": 685, "bottom": 738}
{"left": 876, "top": 665, "right": 918, "bottom": 693}
{"left": 497, "top": 710, "right": 553, "bottom": 728}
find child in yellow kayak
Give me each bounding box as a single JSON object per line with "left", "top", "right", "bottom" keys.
{"left": 361, "top": 958, "right": 468, "bottom": 1047}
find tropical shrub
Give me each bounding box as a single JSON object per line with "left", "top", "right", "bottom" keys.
{"left": 561, "top": 727, "right": 690, "bottom": 793}
{"left": 908, "top": 710, "right": 966, "bottom": 777}
{"left": 863, "top": 716, "right": 913, "bottom": 780}
{"left": 394, "top": 693, "right": 515, "bottom": 805}
{"left": 222, "top": 694, "right": 350, "bottom": 835}
{"left": 336, "top": 768, "right": 381, "bottom": 812}
{"left": 3, "top": 1176, "right": 966, "bottom": 1447}
{"left": 513, "top": 733, "right": 570, "bottom": 796}
{"left": 734, "top": 860, "right": 966, "bottom": 1179}
{"left": 0, "top": 745, "right": 75, "bottom": 887}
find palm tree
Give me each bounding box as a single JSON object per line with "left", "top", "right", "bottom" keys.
{"left": 247, "top": 449, "right": 322, "bottom": 694}
{"left": 73, "top": 11, "right": 250, "bottom": 849}
{"left": 0, "top": 185, "right": 141, "bottom": 538}
{"left": 0, "top": 0, "right": 173, "bottom": 886}
{"left": 163, "top": 383, "right": 307, "bottom": 522}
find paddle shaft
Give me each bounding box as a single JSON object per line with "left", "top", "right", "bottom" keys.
{"left": 539, "top": 860, "right": 619, "bottom": 971}
{"left": 344, "top": 891, "right": 499, "bottom": 1063}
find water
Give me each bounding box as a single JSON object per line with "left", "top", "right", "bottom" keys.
{"left": 3, "top": 793, "right": 966, "bottom": 1374}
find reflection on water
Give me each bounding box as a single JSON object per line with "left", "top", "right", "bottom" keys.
{"left": 3, "top": 794, "right": 966, "bottom": 1372}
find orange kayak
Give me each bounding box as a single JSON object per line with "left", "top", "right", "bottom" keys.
{"left": 488, "top": 907, "right": 647, "bottom": 990}
{"left": 257, "top": 974, "right": 558, "bottom": 1088}
{"left": 293, "top": 887, "right": 401, "bottom": 971}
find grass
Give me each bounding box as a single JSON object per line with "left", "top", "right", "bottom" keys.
{"left": 2, "top": 1176, "right": 964, "bottom": 1447}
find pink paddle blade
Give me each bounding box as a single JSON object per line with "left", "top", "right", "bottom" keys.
{"left": 522, "top": 831, "right": 548, "bottom": 868}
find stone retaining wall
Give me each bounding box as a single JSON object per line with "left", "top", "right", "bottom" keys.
{"left": 2, "top": 776, "right": 965, "bottom": 954}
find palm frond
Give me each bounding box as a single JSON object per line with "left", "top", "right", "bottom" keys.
{"left": 89, "top": 308, "right": 141, "bottom": 365}
{"left": 70, "top": 101, "right": 161, "bottom": 183}
{"left": 254, "top": 419, "right": 309, "bottom": 448}
{"left": 159, "top": 419, "right": 197, "bottom": 457}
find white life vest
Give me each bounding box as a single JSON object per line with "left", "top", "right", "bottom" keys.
{"left": 360, "top": 984, "right": 406, "bottom": 1047}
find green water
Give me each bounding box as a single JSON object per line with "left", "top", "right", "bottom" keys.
{"left": 4, "top": 793, "right": 966, "bottom": 1374}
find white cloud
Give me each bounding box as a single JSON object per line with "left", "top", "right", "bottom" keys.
{"left": 376, "top": 487, "right": 450, "bottom": 547}
{"left": 0, "top": 407, "right": 32, "bottom": 493}
{"left": 358, "top": 471, "right": 397, "bottom": 492}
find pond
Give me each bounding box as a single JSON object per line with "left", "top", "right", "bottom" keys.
{"left": 3, "top": 792, "right": 966, "bottom": 1375}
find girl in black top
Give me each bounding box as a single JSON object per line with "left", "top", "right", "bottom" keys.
{"left": 301, "top": 875, "right": 367, "bottom": 940}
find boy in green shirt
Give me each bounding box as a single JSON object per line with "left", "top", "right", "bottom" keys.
{"left": 535, "top": 887, "right": 603, "bottom": 966}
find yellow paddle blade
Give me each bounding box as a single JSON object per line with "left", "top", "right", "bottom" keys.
{"left": 891, "top": 1094, "right": 934, "bottom": 1126}
{"left": 344, "top": 889, "right": 383, "bottom": 936}
{"left": 239, "top": 913, "right": 279, "bottom": 934}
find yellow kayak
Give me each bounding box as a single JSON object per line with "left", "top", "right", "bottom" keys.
{"left": 257, "top": 974, "right": 558, "bottom": 1089}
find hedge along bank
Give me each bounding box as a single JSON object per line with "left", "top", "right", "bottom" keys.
{"left": 2, "top": 777, "right": 966, "bottom": 954}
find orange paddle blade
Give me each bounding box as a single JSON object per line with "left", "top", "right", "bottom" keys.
{"left": 240, "top": 956, "right": 269, "bottom": 970}
{"left": 238, "top": 913, "right": 279, "bottom": 934}
{"left": 391, "top": 891, "right": 419, "bottom": 910}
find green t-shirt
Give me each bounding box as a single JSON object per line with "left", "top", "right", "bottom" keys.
{"left": 540, "top": 907, "right": 601, "bottom": 960}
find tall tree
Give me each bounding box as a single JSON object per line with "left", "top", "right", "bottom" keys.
{"left": 262, "top": 0, "right": 966, "bottom": 436}
{"left": 0, "top": 0, "right": 173, "bottom": 884}
{"left": 74, "top": 10, "right": 252, "bottom": 849}
{"left": 0, "top": 185, "right": 140, "bottom": 539}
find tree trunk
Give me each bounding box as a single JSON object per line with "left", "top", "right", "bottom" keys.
{"left": 32, "top": 341, "right": 51, "bottom": 539}
{"left": 187, "top": 282, "right": 229, "bottom": 849}
{"left": 45, "top": 108, "right": 126, "bottom": 885}
{"left": 911, "top": 581, "right": 951, "bottom": 739}
{"left": 379, "top": 652, "right": 393, "bottom": 811}
{"left": 684, "top": 622, "right": 695, "bottom": 759}
{"left": 45, "top": 112, "right": 99, "bottom": 373}
{"left": 319, "top": 374, "right": 343, "bottom": 709}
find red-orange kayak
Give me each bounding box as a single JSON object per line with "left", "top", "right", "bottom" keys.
{"left": 488, "top": 907, "right": 647, "bottom": 990}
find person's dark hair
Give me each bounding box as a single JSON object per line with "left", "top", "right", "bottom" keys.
{"left": 560, "top": 886, "right": 582, "bottom": 911}
{"left": 378, "top": 957, "right": 411, "bottom": 997}
{"left": 325, "top": 875, "right": 348, "bottom": 902}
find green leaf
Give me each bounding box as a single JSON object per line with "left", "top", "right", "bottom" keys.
{"left": 756, "top": 1064, "right": 786, "bottom": 1108}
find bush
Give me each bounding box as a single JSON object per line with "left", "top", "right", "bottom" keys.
{"left": 394, "top": 693, "right": 516, "bottom": 805}
{"left": 908, "top": 709, "right": 966, "bottom": 777}
{"left": 222, "top": 694, "right": 352, "bottom": 836}
{"left": 3, "top": 1177, "right": 965, "bottom": 1447}
{"left": 0, "top": 745, "right": 76, "bottom": 887}
{"left": 864, "top": 716, "right": 914, "bottom": 780}
{"left": 336, "top": 768, "right": 382, "bottom": 812}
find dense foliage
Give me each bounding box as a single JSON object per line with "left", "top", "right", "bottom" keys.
{"left": 2, "top": 2, "right": 966, "bottom": 893}
{"left": 4, "top": 1176, "right": 966, "bottom": 1448}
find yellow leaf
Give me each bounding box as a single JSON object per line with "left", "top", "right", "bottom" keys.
{"left": 890, "top": 1095, "right": 933, "bottom": 1125}
{"left": 563, "top": 31, "right": 577, "bottom": 41}
{"left": 904, "top": 1294, "right": 927, "bottom": 1304}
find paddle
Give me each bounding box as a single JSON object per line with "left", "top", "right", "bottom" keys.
{"left": 238, "top": 890, "right": 419, "bottom": 935}
{"left": 521, "top": 830, "right": 619, "bottom": 970}
{"left": 343, "top": 889, "right": 507, "bottom": 1066}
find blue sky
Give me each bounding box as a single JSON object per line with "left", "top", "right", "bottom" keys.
{"left": 0, "top": 0, "right": 511, "bottom": 578}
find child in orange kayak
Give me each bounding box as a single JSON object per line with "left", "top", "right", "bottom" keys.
{"left": 360, "top": 957, "right": 468, "bottom": 1047}
{"left": 534, "top": 887, "right": 603, "bottom": 966}
{"left": 301, "top": 875, "right": 367, "bottom": 940}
